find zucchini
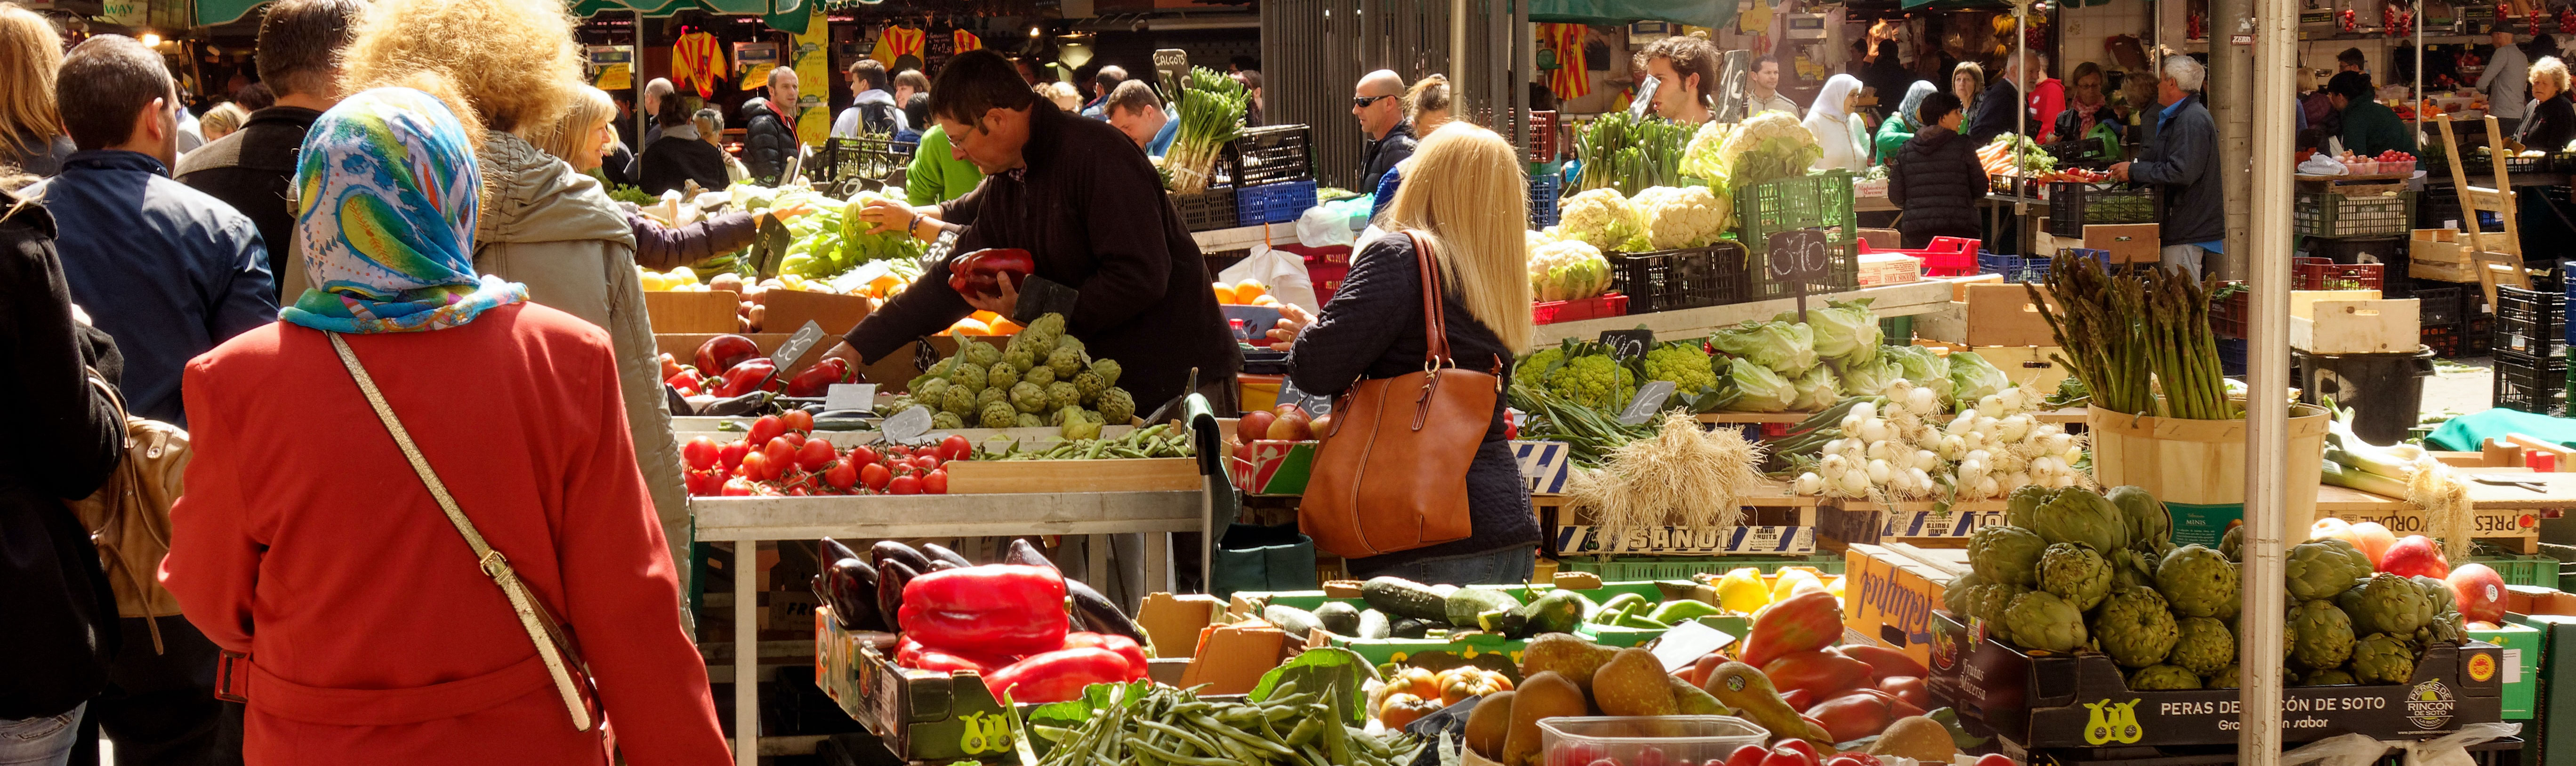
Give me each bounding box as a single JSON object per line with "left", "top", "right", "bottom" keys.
{"left": 1478, "top": 608, "right": 1528, "bottom": 638}
{"left": 1355, "top": 609, "right": 1392, "bottom": 639}
{"left": 1444, "top": 588, "right": 1523, "bottom": 628}
{"left": 1264, "top": 604, "right": 1325, "bottom": 637}
{"left": 1390, "top": 617, "right": 1433, "bottom": 638}
{"left": 1512, "top": 590, "right": 1587, "bottom": 637}
{"left": 1360, "top": 577, "right": 1451, "bottom": 622}
{"left": 1616, "top": 612, "right": 1672, "bottom": 630}
{"left": 1312, "top": 601, "right": 1361, "bottom": 635}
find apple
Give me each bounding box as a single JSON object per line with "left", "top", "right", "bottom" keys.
{"left": 2378, "top": 535, "right": 2451, "bottom": 579}
{"left": 2447, "top": 563, "right": 2509, "bottom": 623}
{"left": 2350, "top": 521, "right": 2397, "bottom": 566}
{"left": 1268, "top": 404, "right": 1314, "bottom": 440}
{"left": 1238, "top": 409, "right": 1275, "bottom": 444}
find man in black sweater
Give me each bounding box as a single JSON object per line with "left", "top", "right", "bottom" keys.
{"left": 175, "top": 0, "right": 363, "bottom": 303}
{"left": 831, "top": 49, "right": 1240, "bottom": 414}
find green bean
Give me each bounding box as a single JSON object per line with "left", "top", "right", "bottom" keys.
{"left": 1184, "top": 712, "right": 1296, "bottom": 757}
{"left": 1316, "top": 705, "right": 1353, "bottom": 766}
{"left": 1126, "top": 737, "right": 1235, "bottom": 766}
{"left": 1283, "top": 717, "right": 1323, "bottom": 746}
{"left": 1349, "top": 726, "right": 1391, "bottom": 757}
{"left": 1264, "top": 681, "right": 1301, "bottom": 700}
{"left": 1136, "top": 720, "right": 1222, "bottom": 754}
{"left": 1261, "top": 692, "right": 1318, "bottom": 710}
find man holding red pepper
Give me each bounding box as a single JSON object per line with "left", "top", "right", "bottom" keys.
{"left": 827, "top": 49, "right": 1240, "bottom": 415}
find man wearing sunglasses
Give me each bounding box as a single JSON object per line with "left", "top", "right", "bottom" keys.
{"left": 1354, "top": 69, "right": 1415, "bottom": 192}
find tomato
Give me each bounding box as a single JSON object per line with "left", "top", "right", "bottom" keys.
{"left": 940, "top": 434, "right": 973, "bottom": 463}
{"left": 684, "top": 469, "right": 718, "bottom": 496}
{"left": 861, "top": 463, "right": 893, "bottom": 492}
{"left": 781, "top": 409, "right": 814, "bottom": 434}
{"left": 923, "top": 468, "right": 948, "bottom": 495}
{"left": 783, "top": 431, "right": 806, "bottom": 449}
{"left": 1773, "top": 739, "right": 1819, "bottom": 764}
{"left": 682, "top": 437, "right": 719, "bottom": 470}
{"left": 763, "top": 437, "right": 796, "bottom": 469}
{"left": 848, "top": 445, "right": 879, "bottom": 468}
{"left": 797, "top": 438, "right": 837, "bottom": 471}
{"left": 1974, "top": 755, "right": 2016, "bottom": 766}
{"left": 718, "top": 441, "right": 749, "bottom": 471}
{"left": 1725, "top": 744, "right": 1769, "bottom": 766}
{"left": 1637, "top": 746, "right": 1669, "bottom": 766}
{"left": 888, "top": 474, "right": 923, "bottom": 495}
{"left": 1760, "top": 748, "right": 1814, "bottom": 766}
{"left": 824, "top": 460, "right": 858, "bottom": 492}
{"left": 887, "top": 444, "right": 911, "bottom": 457}
{"left": 912, "top": 455, "right": 942, "bottom": 472}
{"left": 748, "top": 415, "right": 786, "bottom": 447}
{"left": 739, "top": 451, "right": 773, "bottom": 481}
{"left": 720, "top": 477, "right": 755, "bottom": 496}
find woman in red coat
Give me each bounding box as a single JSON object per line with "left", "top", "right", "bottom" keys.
{"left": 161, "top": 86, "right": 729, "bottom": 765}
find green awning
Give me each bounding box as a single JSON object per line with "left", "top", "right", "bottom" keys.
{"left": 1530, "top": 0, "right": 1736, "bottom": 30}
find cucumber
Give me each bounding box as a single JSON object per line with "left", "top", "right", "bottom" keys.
{"left": 1592, "top": 593, "right": 1648, "bottom": 624}
{"left": 1356, "top": 609, "right": 1392, "bottom": 639}
{"left": 1390, "top": 617, "right": 1433, "bottom": 638}
{"left": 1312, "top": 601, "right": 1361, "bottom": 635}
{"left": 1264, "top": 604, "right": 1325, "bottom": 637}
{"left": 1518, "top": 591, "right": 1588, "bottom": 636}
{"left": 1444, "top": 588, "right": 1523, "bottom": 628}
{"left": 1360, "top": 577, "right": 1452, "bottom": 622}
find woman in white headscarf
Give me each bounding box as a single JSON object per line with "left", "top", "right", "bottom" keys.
{"left": 1805, "top": 74, "right": 1872, "bottom": 172}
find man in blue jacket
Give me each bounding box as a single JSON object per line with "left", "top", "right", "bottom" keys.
{"left": 2111, "top": 55, "right": 2223, "bottom": 278}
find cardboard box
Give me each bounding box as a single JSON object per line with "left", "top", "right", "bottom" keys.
{"left": 760, "top": 289, "right": 873, "bottom": 335}
{"left": 1822, "top": 503, "right": 2010, "bottom": 546}
{"left": 1916, "top": 341, "right": 2072, "bottom": 392}
{"left": 2469, "top": 619, "right": 2543, "bottom": 719}
{"left": 2514, "top": 612, "right": 2576, "bottom": 765}
{"left": 1551, "top": 511, "right": 1818, "bottom": 555}
{"left": 644, "top": 290, "right": 741, "bottom": 334}
{"left": 813, "top": 606, "right": 1018, "bottom": 763}
{"left": 1929, "top": 610, "right": 2504, "bottom": 748}
{"left": 1961, "top": 284, "right": 2060, "bottom": 348}
{"left": 1842, "top": 544, "right": 1965, "bottom": 668}
{"left": 1176, "top": 620, "right": 1289, "bottom": 694}
{"left": 1231, "top": 440, "right": 1317, "bottom": 495}
{"left": 2085, "top": 223, "right": 2160, "bottom": 263}
{"left": 1136, "top": 592, "right": 1226, "bottom": 660}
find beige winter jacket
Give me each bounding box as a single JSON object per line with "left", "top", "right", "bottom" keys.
{"left": 471, "top": 132, "right": 693, "bottom": 584}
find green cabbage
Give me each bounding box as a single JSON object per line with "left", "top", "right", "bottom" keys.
{"left": 1707, "top": 320, "right": 1818, "bottom": 375}
{"left": 1838, "top": 356, "right": 1902, "bottom": 397}
{"left": 1884, "top": 345, "right": 1953, "bottom": 401}
{"left": 1722, "top": 357, "right": 1797, "bottom": 412}
{"left": 1948, "top": 350, "right": 2011, "bottom": 407}
{"left": 1779, "top": 298, "right": 1881, "bottom": 365}
{"left": 1789, "top": 364, "right": 1840, "bottom": 411}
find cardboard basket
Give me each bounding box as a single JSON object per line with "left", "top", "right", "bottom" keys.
{"left": 2085, "top": 402, "right": 2329, "bottom": 547}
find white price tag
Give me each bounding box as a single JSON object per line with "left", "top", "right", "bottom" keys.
{"left": 824, "top": 383, "right": 877, "bottom": 412}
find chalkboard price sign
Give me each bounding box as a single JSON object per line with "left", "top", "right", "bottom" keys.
{"left": 1598, "top": 329, "right": 1657, "bottom": 360}
{"left": 1765, "top": 229, "right": 1834, "bottom": 285}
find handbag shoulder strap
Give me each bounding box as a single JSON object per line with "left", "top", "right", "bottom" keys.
{"left": 1401, "top": 230, "right": 1454, "bottom": 367}
{"left": 325, "top": 331, "right": 597, "bottom": 733}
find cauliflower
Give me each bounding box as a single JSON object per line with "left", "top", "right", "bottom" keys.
{"left": 1528, "top": 239, "right": 1612, "bottom": 302}
{"left": 1627, "top": 185, "right": 1729, "bottom": 250}
{"left": 1555, "top": 188, "right": 1635, "bottom": 250}
{"left": 1719, "top": 111, "right": 1824, "bottom": 193}
{"left": 1642, "top": 343, "right": 1717, "bottom": 393}
{"left": 1678, "top": 120, "right": 1738, "bottom": 182}
{"left": 1544, "top": 353, "right": 1637, "bottom": 410}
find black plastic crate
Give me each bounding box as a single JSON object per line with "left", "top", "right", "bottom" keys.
{"left": 2045, "top": 182, "right": 2161, "bottom": 237}
{"left": 1221, "top": 124, "right": 1312, "bottom": 187}
{"left": 2296, "top": 235, "right": 2409, "bottom": 265}
{"left": 2295, "top": 190, "right": 2416, "bottom": 237}
{"left": 1173, "top": 189, "right": 1239, "bottom": 232}
{"left": 2417, "top": 286, "right": 2465, "bottom": 327}
{"left": 2494, "top": 348, "right": 2568, "bottom": 415}
{"left": 1608, "top": 242, "right": 1743, "bottom": 313}
{"left": 2495, "top": 286, "right": 2566, "bottom": 357}
{"left": 2217, "top": 337, "right": 2247, "bottom": 377}
{"left": 2470, "top": 315, "right": 2496, "bottom": 355}
{"left": 817, "top": 136, "right": 916, "bottom": 184}
{"left": 2424, "top": 324, "right": 2466, "bottom": 357}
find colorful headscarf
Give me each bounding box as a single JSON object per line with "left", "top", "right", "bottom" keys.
{"left": 281, "top": 88, "right": 525, "bottom": 334}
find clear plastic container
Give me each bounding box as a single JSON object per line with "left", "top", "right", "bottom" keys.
{"left": 1538, "top": 715, "right": 1770, "bottom": 766}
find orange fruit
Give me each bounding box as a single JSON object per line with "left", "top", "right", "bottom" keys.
{"left": 1252, "top": 294, "right": 1280, "bottom": 306}
{"left": 1211, "top": 282, "right": 1240, "bottom": 304}
{"left": 970, "top": 310, "right": 1004, "bottom": 324}
{"left": 950, "top": 317, "right": 991, "bottom": 335}
{"left": 1234, "top": 279, "right": 1268, "bottom": 302}
{"left": 987, "top": 319, "right": 1024, "bottom": 335}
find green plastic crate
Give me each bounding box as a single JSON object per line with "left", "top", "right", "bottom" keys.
{"left": 1736, "top": 171, "right": 1860, "bottom": 301}
{"left": 1556, "top": 555, "right": 1846, "bottom": 582}
{"left": 2292, "top": 190, "right": 2415, "bottom": 237}
{"left": 2473, "top": 553, "right": 2560, "bottom": 588}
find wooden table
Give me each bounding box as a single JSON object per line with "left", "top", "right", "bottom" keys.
{"left": 1529, "top": 277, "right": 1970, "bottom": 350}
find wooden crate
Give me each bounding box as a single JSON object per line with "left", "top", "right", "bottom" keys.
{"left": 761, "top": 289, "right": 873, "bottom": 335}
{"left": 2413, "top": 228, "right": 2471, "bottom": 265}
{"left": 942, "top": 457, "right": 1200, "bottom": 494}
{"left": 2290, "top": 290, "right": 2419, "bottom": 354}
{"left": 1914, "top": 341, "right": 2073, "bottom": 391}
{"left": 644, "top": 290, "right": 740, "bottom": 334}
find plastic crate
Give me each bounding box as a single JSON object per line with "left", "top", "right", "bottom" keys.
{"left": 2495, "top": 286, "right": 2566, "bottom": 358}
{"left": 1221, "top": 124, "right": 1312, "bottom": 187}
{"left": 2494, "top": 349, "right": 2568, "bottom": 415}
{"left": 2295, "top": 190, "right": 2417, "bottom": 237}
{"left": 1527, "top": 110, "right": 1561, "bottom": 163}
{"left": 2212, "top": 283, "right": 2249, "bottom": 339}
{"left": 1977, "top": 251, "right": 2048, "bottom": 283}
{"left": 1554, "top": 555, "right": 1847, "bottom": 581}
{"left": 1736, "top": 171, "right": 1858, "bottom": 248}
{"left": 2297, "top": 235, "right": 2410, "bottom": 266}
{"left": 1747, "top": 239, "right": 1859, "bottom": 300}
{"left": 2473, "top": 552, "right": 2560, "bottom": 587}
{"left": 2218, "top": 337, "right": 2248, "bottom": 376}
{"left": 1532, "top": 292, "right": 1628, "bottom": 324}
{"left": 1174, "top": 189, "right": 1239, "bottom": 232}
{"left": 2417, "top": 286, "right": 2466, "bottom": 327}
{"left": 1234, "top": 179, "right": 1318, "bottom": 226}
{"left": 1608, "top": 243, "right": 1741, "bottom": 314}
{"left": 1530, "top": 173, "right": 1562, "bottom": 228}
{"left": 2424, "top": 324, "right": 2466, "bottom": 357}
{"left": 816, "top": 136, "right": 916, "bottom": 184}
{"left": 2470, "top": 315, "right": 2496, "bottom": 355}
{"left": 2293, "top": 256, "right": 2388, "bottom": 291}
{"left": 2045, "top": 182, "right": 2163, "bottom": 237}
{"left": 1988, "top": 174, "right": 2042, "bottom": 198}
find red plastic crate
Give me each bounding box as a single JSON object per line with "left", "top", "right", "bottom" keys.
{"left": 1277, "top": 243, "right": 1353, "bottom": 306}
{"left": 1527, "top": 110, "right": 1561, "bottom": 163}
{"left": 1859, "top": 235, "right": 1981, "bottom": 276}
{"left": 1532, "top": 293, "right": 1629, "bottom": 324}
{"left": 2292, "top": 257, "right": 2385, "bottom": 291}
{"left": 2210, "top": 282, "right": 2248, "bottom": 339}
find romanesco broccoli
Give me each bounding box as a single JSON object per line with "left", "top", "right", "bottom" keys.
{"left": 1642, "top": 343, "right": 1718, "bottom": 393}
{"left": 1544, "top": 353, "right": 1637, "bottom": 410}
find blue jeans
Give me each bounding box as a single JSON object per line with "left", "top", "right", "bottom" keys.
{"left": 1348, "top": 546, "right": 1538, "bottom": 585}
{"left": 0, "top": 703, "right": 82, "bottom": 766}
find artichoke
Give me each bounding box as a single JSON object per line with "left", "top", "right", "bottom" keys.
{"left": 1053, "top": 334, "right": 1085, "bottom": 358}
{"left": 2412, "top": 575, "right": 2456, "bottom": 615}
{"left": 2038, "top": 543, "right": 2114, "bottom": 610}
{"left": 940, "top": 385, "right": 978, "bottom": 416}
{"left": 1096, "top": 387, "right": 1135, "bottom": 425}
{"left": 2092, "top": 586, "right": 2180, "bottom": 668}
{"left": 914, "top": 376, "right": 952, "bottom": 404}
{"left": 2106, "top": 486, "right": 2172, "bottom": 553}
{"left": 2156, "top": 544, "right": 2242, "bottom": 619}
{"left": 1047, "top": 346, "right": 1087, "bottom": 378}
{"left": 2220, "top": 525, "right": 2244, "bottom": 562}
{"left": 979, "top": 401, "right": 1018, "bottom": 429}
{"left": 2286, "top": 538, "right": 2376, "bottom": 601}
{"left": 2290, "top": 599, "right": 2357, "bottom": 670}
{"left": 2003, "top": 591, "right": 2089, "bottom": 653}
{"left": 988, "top": 361, "right": 1022, "bottom": 391}
{"left": 2005, "top": 485, "right": 2052, "bottom": 529}
{"left": 2109, "top": 548, "right": 2157, "bottom": 591}
{"left": 1060, "top": 409, "right": 1103, "bottom": 440}
{"left": 1046, "top": 381, "right": 1083, "bottom": 412}
{"left": 2031, "top": 488, "right": 2131, "bottom": 553}
{"left": 1090, "top": 358, "right": 1123, "bottom": 388}
{"left": 2304, "top": 668, "right": 2359, "bottom": 686}
{"left": 1974, "top": 584, "right": 2032, "bottom": 630}
{"left": 2339, "top": 573, "right": 2435, "bottom": 636}
{"left": 2129, "top": 664, "right": 2203, "bottom": 690}
{"left": 1943, "top": 574, "right": 1988, "bottom": 618}
{"left": 977, "top": 386, "right": 1008, "bottom": 409}
{"left": 2351, "top": 633, "right": 2418, "bottom": 684}
{"left": 1015, "top": 413, "right": 1046, "bottom": 428}
{"left": 1004, "top": 348, "right": 1038, "bottom": 374}
{"left": 1072, "top": 371, "right": 1107, "bottom": 405}
{"left": 2169, "top": 617, "right": 2237, "bottom": 676}
{"left": 1018, "top": 313, "right": 1067, "bottom": 354}
{"left": 931, "top": 411, "right": 965, "bottom": 430}
{"left": 1969, "top": 525, "right": 2049, "bottom": 587}
{"left": 950, "top": 359, "right": 988, "bottom": 392}
{"left": 1008, "top": 382, "right": 1050, "bottom": 414}
{"left": 960, "top": 337, "right": 1003, "bottom": 369}
{"left": 2207, "top": 664, "right": 2242, "bottom": 688}
{"left": 1023, "top": 363, "right": 1057, "bottom": 387}
{"left": 2419, "top": 611, "right": 2468, "bottom": 646}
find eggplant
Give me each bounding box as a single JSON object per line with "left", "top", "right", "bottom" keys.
{"left": 870, "top": 541, "right": 933, "bottom": 574}
{"left": 700, "top": 390, "right": 769, "bottom": 416}
{"left": 919, "top": 543, "right": 974, "bottom": 569}
{"left": 927, "top": 560, "right": 961, "bottom": 571}
{"left": 876, "top": 559, "right": 919, "bottom": 630}
{"left": 818, "top": 537, "right": 863, "bottom": 567}
{"left": 1005, "top": 538, "right": 1057, "bottom": 570}
{"left": 814, "top": 558, "right": 883, "bottom": 631}
{"left": 1064, "top": 577, "right": 1148, "bottom": 646}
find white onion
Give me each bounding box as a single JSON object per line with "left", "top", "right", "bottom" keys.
{"left": 2053, "top": 473, "right": 2078, "bottom": 488}
{"left": 1964, "top": 449, "right": 1992, "bottom": 464}
{"left": 1977, "top": 394, "right": 2003, "bottom": 412}
{"left": 1821, "top": 454, "right": 1850, "bottom": 472}
{"left": 1867, "top": 440, "right": 1895, "bottom": 462}
{"left": 2063, "top": 447, "right": 2085, "bottom": 465}
{"left": 1996, "top": 415, "right": 2032, "bottom": 443}
{"left": 1974, "top": 475, "right": 2002, "bottom": 498}
{"left": 1997, "top": 387, "right": 2026, "bottom": 413}
{"left": 1842, "top": 414, "right": 1865, "bottom": 433}
{"left": 1866, "top": 459, "right": 1892, "bottom": 484}
{"left": 1858, "top": 420, "right": 1890, "bottom": 444}
{"left": 1823, "top": 438, "right": 1849, "bottom": 455}
{"left": 1959, "top": 457, "right": 1988, "bottom": 478}
{"left": 1795, "top": 472, "right": 1824, "bottom": 495}
{"left": 1915, "top": 449, "right": 1939, "bottom": 470}
{"left": 2041, "top": 431, "right": 2074, "bottom": 453}
{"left": 1940, "top": 434, "right": 1966, "bottom": 459}
{"left": 1852, "top": 401, "right": 1877, "bottom": 420}
{"left": 1839, "top": 469, "right": 1872, "bottom": 495}
{"left": 1908, "top": 387, "right": 1940, "bottom": 416}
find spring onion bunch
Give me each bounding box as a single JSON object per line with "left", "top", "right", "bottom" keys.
{"left": 1165, "top": 67, "right": 1247, "bottom": 194}
{"left": 1573, "top": 112, "right": 1693, "bottom": 195}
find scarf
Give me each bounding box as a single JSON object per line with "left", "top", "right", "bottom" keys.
{"left": 282, "top": 88, "right": 524, "bottom": 334}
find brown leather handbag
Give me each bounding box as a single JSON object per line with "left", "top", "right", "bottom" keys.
{"left": 1299, "top": 231, "right": 1501, "bottom": 559}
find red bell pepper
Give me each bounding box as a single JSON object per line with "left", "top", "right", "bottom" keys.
{"left": 946, "top": 248, "right": 1035, "bottom": 298}
{"left": 785, "top": 357, "right": 853, "bottom": 398}
{"left": 667, "top": 368, "right": 707, "bottom": 396}
{"left": 1061, "top": 632, "right": 1148, "bottom": 680}
{"left": 981, "top": 647, "right": 1130, "bottom": 704}
{"left": 893, "top": 636, "right": 1014, "bottom": 675}
{"left": 694, "top": 334, "right": 760, "bottom": 376}
{"left": 713, "top": 358, "right": 781, "bottom": 398}
{"left": 897, "top": 564, "right": 1068, "bottom": 656}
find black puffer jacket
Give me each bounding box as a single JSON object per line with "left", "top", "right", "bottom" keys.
{"left": 1888, "top": 126, "right": 1984, "bottom": 239}
{"left": 740, "top": 100, "right": 800, "bottom": 185}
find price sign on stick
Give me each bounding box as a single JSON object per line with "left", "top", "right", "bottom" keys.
{"left": 1274, "top": 378, "right": 1334, "bottom": 417}
{"left": 1765, "top": 229, "right": 1833, "bottom": 322}
{"left": 1598, "top": 328, "right": 1656, "bottom": 361}
{"left": 771, "top": 321, "right": 827, "bottom": 371}
{"left": 1617, "top": 380, "right": 1679, "bottom": 425}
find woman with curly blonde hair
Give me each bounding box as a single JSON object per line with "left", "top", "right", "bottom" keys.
{"left": 2521, "top": 56, "right": 2576, "bottom": 151}
{"left": 0, "top": 3, "right": 71, "bottom": 175}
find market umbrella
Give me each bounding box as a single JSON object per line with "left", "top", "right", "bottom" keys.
{"left": 1530, "top": 0, "right": 1737, "bottom": 31}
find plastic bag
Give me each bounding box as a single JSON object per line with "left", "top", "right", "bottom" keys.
{"left": 1216, "top": 244, "right": 1321, "bottom": 315}
{"left": 2281, "top": 723, "right": 2522, "bottom": 766}
{"left": 1296, "top": 196, "right": 1367, "bottom": 247}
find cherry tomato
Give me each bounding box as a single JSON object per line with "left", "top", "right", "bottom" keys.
{"left": 1725, "top": 744, "right": 1769, "bottom": 766}
{"left": 739, "top": 451, "right": 774, "bottom": 481}
{"left": 824, "top": 460, "right": 858, "bottom": 492}
{"left": 1637, "top": 746, "right": 1669, "bottom": 766}
{"left": 783, "top": 431, "right": 806, "bottom": 449}
{"left": 912, "top": 455, "right": 942, "bottom": 472}
{"left": 797, "top": 438, "right": 837, "bottom": 471}
{"left": 940, "top": 434, "right": 972, "bottom": 463}
{"left": 1760, "top": 747, "right": 1814, "bottom": 766}
{"left": 780, "top": 409, "right": 814, "bottom": 434}
{"left": 683, "top": 437, "right": 720, "bottom": 470}
{"left": 923, "top": 468, "right": 948, "bottom": 495}
{"left": 1774, "top": 740, "right": 1820, "bottom": 766}
{"left": 847, "top": 445, "right": 879, "bottom": 468}
{"left": 1974, "top": 755, "right": 2016, "bottom": 766}
{"left": 861, "top": 463, "right": 893, "bottom": 492}
{"left": 748, "top": 415, "right": 786, "bottom": 446}
{"left": 888, "top": 474, "right": 922, "bottom": 495}
{"left": 717, "top": 441, "right": 749, "bottom": 471}
{"left": 720, "top": 477, "right": 755, "bottom": 496}
{"left": 763, "top": 437, "right": 796, "bottom": 469}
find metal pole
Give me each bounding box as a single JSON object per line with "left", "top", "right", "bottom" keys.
{"left": 638, "top": 10, "right": 650, "bottom": 149}
{"left": 2241, "top": 0, "right": 2297, "bottom": 753}
{"left": 1449, "top": 0, "right": 1466, "bottom": 93}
